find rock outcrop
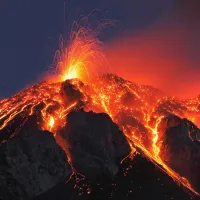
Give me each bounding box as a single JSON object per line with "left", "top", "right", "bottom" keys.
{"left": 60, "top": 79, "right": 85, "bottom": 106}
{"left": 59, "top": 110, "right": 131, "bottom": 180}
{"left": 0, "top": 126, "right": 72, "bottom": 199}
{"left": 159, "top": 115, "right": 200, "bottom": 192}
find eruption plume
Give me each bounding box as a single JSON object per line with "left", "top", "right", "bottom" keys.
{"left": 53, "top": 14, "right": 110, "bottom": 82}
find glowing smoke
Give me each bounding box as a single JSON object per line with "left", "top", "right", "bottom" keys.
{"left": 104, "top": 0, "right": 200, "bottom": 98}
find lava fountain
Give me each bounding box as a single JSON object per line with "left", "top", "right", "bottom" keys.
{"left": 53, "top": 18, "right": 109, "bottom": 82}
{"left": 0, "top": 17, "right": 200, "bottom": 197}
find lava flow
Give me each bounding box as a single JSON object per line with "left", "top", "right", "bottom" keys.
{"left": 0, "top": 19, "right": 200, "bottom": 197}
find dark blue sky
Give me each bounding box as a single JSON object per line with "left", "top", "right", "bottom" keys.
{"left": 0, "top": 0, "right": 185, "bottom": 98}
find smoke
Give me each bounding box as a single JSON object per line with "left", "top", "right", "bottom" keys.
{"left": 104, "top": 1, "right": 200, "bottom": 97}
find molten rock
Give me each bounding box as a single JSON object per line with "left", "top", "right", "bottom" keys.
{"left": 160, "top": 115, "right": 200, "bottom": 192}
{"left": 60, "top": 110, "right": 131, "bottom": 180}
{"left": 0, "top": 127, "right": 71, "bottom": 199}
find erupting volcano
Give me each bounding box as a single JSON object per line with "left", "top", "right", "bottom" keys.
{"left": 0, "top": 18, "right": 200, "bottom": 200}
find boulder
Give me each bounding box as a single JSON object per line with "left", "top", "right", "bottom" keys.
{"left": 159, "top": 115, "right": 200, "bottom": 192}
{"left": 0, "top": 127, "right": 72, "bottom": 199}
{"left": 60, "top": 79, "right": 84, "bottom": 106}
{"left": 59, "top": 110, "right": 131, "bottom": 180}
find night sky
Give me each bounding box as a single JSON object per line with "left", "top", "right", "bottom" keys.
{"left": 0, "top": 0, "right": 199, "bottom": 98}
{"left": 0, "top": 0, "right": 174, "bottom": 98}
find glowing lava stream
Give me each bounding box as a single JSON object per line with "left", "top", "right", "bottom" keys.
{"left": 123, "top": 129, "right": 199, "bottom": 195}
{"left": 122, "top": 119, "right": 199, "bottom": 196}
{"left": 85, "top": 77, "right": 200, "bottom": 196}
{"left": 0, "top": 18, "right": 200, "bottom": 196}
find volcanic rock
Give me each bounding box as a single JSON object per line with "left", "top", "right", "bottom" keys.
{"left": 60, "top": 79, "right": 85, "bottom": 106}
{"left": 121, "top": 91, "right": 143, "bottom": 109}
{"left": 160, "top": 115, "right": 200, "bottom": 192}
{"left": 159, "top": 115, "right": 182, "bottom": 132}
{"left": 0, "top": 126, "right": 72, "bottom": 199}
{"left": 59, "top": 110, "right": 131, "bottom": 180}
{"left": 116, "top": 112, "right": 151, "bottom": 148}
{"left": 33, "top": 154, "right": 196, "bottom": 200}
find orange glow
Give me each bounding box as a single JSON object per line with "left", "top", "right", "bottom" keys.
{"left": 53, "top": 19, "right": 108, "bottom": 83}
{"left": 48, "top": 116, "right": 55, "bottom": 132}
{"left": 104, "top": 22, "right": 200, "bottom": 98}
{"left": 82, "top": 75, "right": 200, "bottom": 195}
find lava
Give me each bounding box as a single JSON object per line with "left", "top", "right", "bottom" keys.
{"left": 0, "top": 19, "right": 200, "bottom": 197}
{"left": 80, "top": 74, "right": 200, "bottom": 195}
{"left": 53, "top": 18, "right": 108, "bottom": 83}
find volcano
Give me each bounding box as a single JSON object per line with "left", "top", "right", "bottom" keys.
{"left": 0, "top": 20, "right": 200, "bottom": 200}
{"left": 0, "top": 74, "right": 200, "bottom": 200}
